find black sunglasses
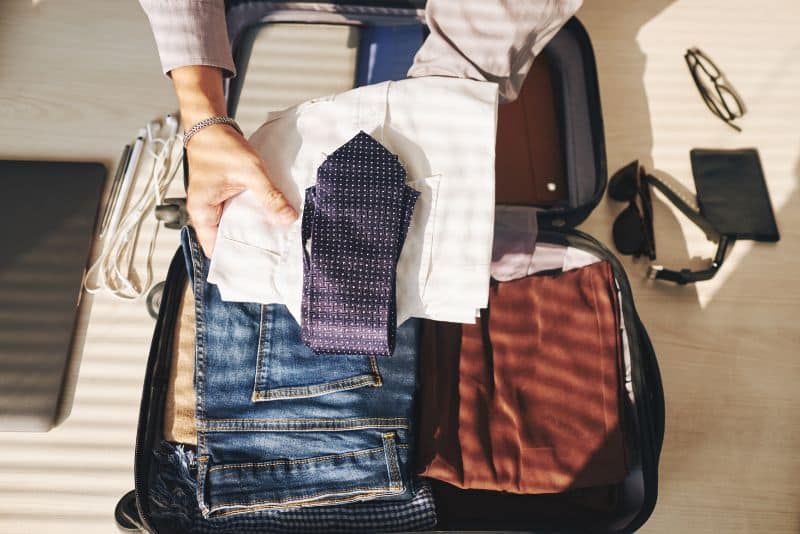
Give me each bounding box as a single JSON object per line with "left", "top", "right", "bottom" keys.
{"left": 608, "top": 161, "right": 656, "bottom": 260}
{"left": 685, "top": 47, "right": 746, "bottom": 132}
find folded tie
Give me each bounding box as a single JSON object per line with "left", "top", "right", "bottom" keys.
{"left": 301, "top": 131, "right": 419, "bottom": 356}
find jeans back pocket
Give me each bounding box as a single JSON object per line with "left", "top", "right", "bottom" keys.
{"left": 253, "top": 303, "right": 382, "bottom": 402}
{"left": 196, "top": 431, "right": 406, "bottom": 518}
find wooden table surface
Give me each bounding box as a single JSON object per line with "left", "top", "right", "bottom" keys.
{"left": 0, "top": 0, "right": 798, "bottom": 532}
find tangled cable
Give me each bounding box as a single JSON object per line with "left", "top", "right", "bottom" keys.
{"left": 83, "top": 115, "right": 183, "bottom": 300}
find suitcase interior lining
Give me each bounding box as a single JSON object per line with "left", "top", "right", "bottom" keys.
{"left": 226, "top": 12, "right": 601, "bottom": 213}
{"left": 544, "top": 26, "right": 602, "bottom": 209}
{"left": 231, "top": 22, "right": 361, "bottom": 137}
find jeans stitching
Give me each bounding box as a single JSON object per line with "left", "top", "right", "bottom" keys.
{"left": 199, "top": 417, "right": 407, "bottom": 424}
{"left": 208, "top": 444, "right": 408, "bottom": 472}
{"left": 206, "top": 445, "right": 409, "bottom": 472}
{"left": 207, "top": 486, "right": 405, "bottom": 517}
{"left": 186, "top": 227, "right": 207, "bottom": 424}
{"left": 196, "top": 440, "right": 408, "bottom": 517}
{"left": 252, "top": 373, "right": 381, "bottom": 401}
{"left": 197, "top": 417, "right": 408, "bottom": 432}
{"left": 369, "top": 355, "right": 383, "bottom": 387}
{"left": 252, "top": 305, "right": 381, "bottom": 401}
{"left": 198, "top": 425, "right": 408, "bottom": 432}
{"left": 252, "top": 304, "right": 267, "bottom": 397}
{"left": 382, "top": 432, "right": 402, "bottom": 488}
{"left": 196, "top": 455, "right": 210, "bottom": 516}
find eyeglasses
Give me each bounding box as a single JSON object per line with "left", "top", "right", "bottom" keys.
{"left": 685, "top": 47, "right": 746, "bottom": 132}
{"left": 608, "top": 160, "right": 656, "bottom": 260}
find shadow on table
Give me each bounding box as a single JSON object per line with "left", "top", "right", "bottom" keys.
{"left": 579, "top": 0, "right": 796, "bottom": 499}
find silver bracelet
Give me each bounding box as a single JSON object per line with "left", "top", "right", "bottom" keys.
{"left": 183, "top": 116, "right": 243, "bottom": 148}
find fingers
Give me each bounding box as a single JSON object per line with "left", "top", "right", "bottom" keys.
{"left": 184, "top": 128, "right": 297, "bottom": 259}
{"left": 195, "top": 223, "right": 218, "bottom": 259}
{"left": 242, "top": 164, "right": 298, "bottom": 224}
{"left": 187, "top": 196, "right": 222, "bottom": 258}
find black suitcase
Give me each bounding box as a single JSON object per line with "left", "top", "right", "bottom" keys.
{"left": 117, "top": 2, "right": 664, "bottom": 532}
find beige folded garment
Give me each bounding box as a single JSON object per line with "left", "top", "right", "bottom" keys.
{"left": 163, "top": 282, "right": 198, "bottom": 445}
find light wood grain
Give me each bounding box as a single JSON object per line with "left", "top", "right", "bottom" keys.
{"left": 577, "top": 2, "right": 800, "bottom": 533}
{"left": 0, "top": 0, "right": 798, "bottom": 532}
{"left": 0, "top": 1, "right": 178, "bottom": 533}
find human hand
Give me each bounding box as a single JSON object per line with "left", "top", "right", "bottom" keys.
{"left": 184, "top": 124, "right": 297, "bottom": 257}
{"left": 170, "top": 65, "right": 297, "bottom": 257}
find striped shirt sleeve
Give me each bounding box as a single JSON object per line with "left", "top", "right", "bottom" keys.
{"left": 138, "top": 0, "right": 236, "bottom": 78}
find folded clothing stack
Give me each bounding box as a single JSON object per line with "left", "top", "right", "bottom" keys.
{"left": 150, "top": 442, "right": 437, "bottom": 533}
{"left": 175, "top": 226, "right": 432, "bottom": 523}
{"left": 156, "top": 228, "right": 632, "bottom": 531}
{"left": 417, "top": 260, "right": 628, "bottom": 494}
{"left": 149, "top": 68, "right": 633, "bottom": 532}
{"left": 207, "top": 77, "right": 498, "bottom": 326}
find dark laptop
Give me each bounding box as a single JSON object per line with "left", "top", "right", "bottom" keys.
{"left": 0, "top": 160, "right": 106, "bottom": 431}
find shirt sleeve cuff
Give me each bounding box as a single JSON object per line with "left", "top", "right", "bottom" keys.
{"left": 140, "top": 0, "right": 237, "bottom": 79}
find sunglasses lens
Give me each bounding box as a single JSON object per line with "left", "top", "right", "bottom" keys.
{"left": 612, "top": 203, "right": 647, "bottom": 255}
{"left": 608, "top": 161, "right": 640, "bottom": 201}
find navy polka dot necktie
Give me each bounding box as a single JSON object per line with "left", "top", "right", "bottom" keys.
{"left": 301, "top": 131, "right": 419, "bottom": 356}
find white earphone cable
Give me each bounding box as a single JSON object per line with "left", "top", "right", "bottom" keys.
{"left": 83, "top": 115, "right": 183, "bottom": 300}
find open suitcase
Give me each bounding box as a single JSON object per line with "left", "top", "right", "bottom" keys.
{"left": 116, "top": 2, "right": 665, "bottom": 532}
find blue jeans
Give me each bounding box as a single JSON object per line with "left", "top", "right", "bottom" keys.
{"left": 149, "top": 441, "right": 437, "bottom": 533}
{"left": 181, "top": 227, "right": 420, "bottom": 518}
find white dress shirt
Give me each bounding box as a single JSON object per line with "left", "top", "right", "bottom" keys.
{"left": 208, "top": 76, "right": 498, "bottom": 325}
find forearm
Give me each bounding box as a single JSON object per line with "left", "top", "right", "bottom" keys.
{"left": 138, "top": 0, "right": 236, "bottom": 79}
{"left": 171, "top": 65, "right": 228, "bottom": 130}
{"left": 138, "top": 2, "right": 295, "bottom": 258}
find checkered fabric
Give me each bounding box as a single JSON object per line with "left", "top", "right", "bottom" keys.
{"left": 191, "top": 487, "right": 437, "bottom": 534}
{"left": 301, "top": 131, "right": 419, "bottom": 357}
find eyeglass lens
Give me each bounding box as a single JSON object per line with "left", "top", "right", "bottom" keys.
{"left": 685, "top": 47, "right": 745, "bottom": 129}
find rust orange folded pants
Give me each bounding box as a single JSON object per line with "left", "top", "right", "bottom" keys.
{"left": 417, "top": 261, "right": 628, "bottom": 494}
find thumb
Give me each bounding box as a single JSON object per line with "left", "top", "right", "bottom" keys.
{"left": 239, "top": 163, "right": 297, "bottom": 225}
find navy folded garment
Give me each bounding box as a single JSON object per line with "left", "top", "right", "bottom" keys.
{"left": 301, "top": 131, "right": 419, "bottom": 356}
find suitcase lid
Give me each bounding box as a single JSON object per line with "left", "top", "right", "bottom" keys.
{"left": 223, "top": 1, "right": 607, "bottom": 230}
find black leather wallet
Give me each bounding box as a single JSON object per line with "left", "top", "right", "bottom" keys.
{"left": 690, "top": 148, "right": 779, "bottom": 242}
